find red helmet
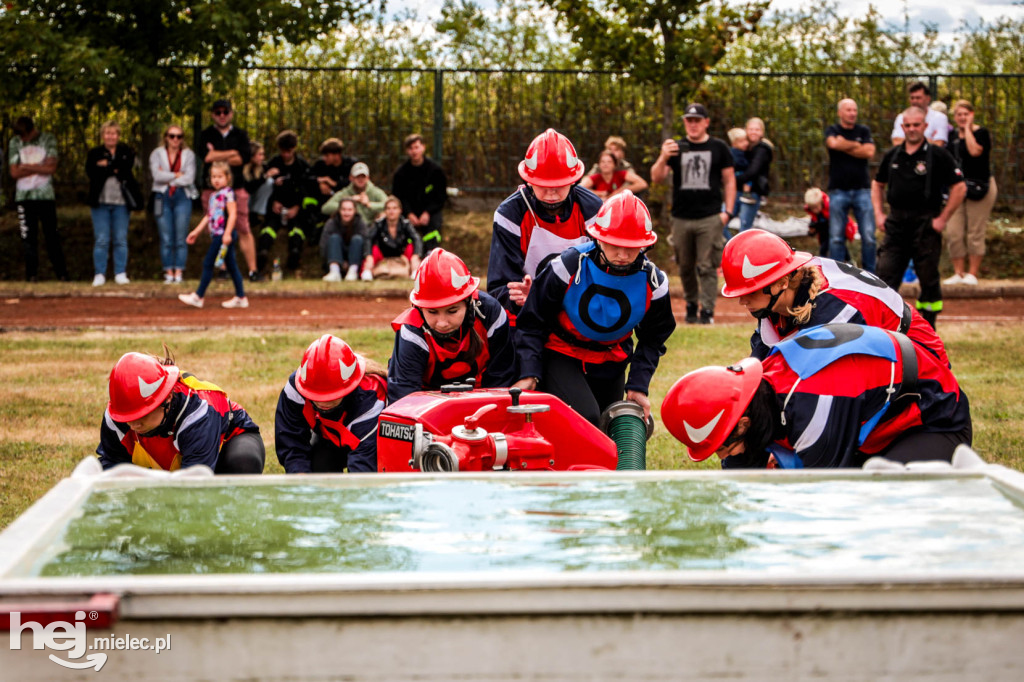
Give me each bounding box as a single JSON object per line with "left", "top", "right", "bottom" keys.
{"left": 410, "top": 248, "right": 480, "bottom": 308}
{"left": 720, "top": 229, "right": 814, "bottom": 298}
{"left": 295, "top": 334, "right": 365, "bottom": 402}
{"left": 586, "top": 190, "right": 657, "bottom": 248}
{"left": 660, "top": 357, "right": 763, "bottom": 462}
{"left": 518, "top": 128, "right": 585, "bottom": 188}
{"left": 108, "top": 352, "right": 180, "bottom": 422}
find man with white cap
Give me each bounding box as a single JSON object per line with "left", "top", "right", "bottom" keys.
{"left": 651, "top": 103, "right": 736, "bottom": 325}
{"left": 322, "top": 161, "right": 388, "bottom": 225}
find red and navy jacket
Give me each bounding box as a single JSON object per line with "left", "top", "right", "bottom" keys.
{"left": 487, "top": 184, "right": 602, "bottom": 313}
{"left": 386, "top": 291, "right": 517, "bottom": 403}
{"left": 515, "top": 243, "right": 675, "bottom": 396}
{"left": 97, "top": 373, "right": 259, "bottom": 471}
{"left": 274, "top": 370, "right": 386, "bottom": 474}
{"left": 727, "top": 324, "right": 970, "bottom": 470}
{"left": 749, "top": 257, "right": 949, "bottom": 367}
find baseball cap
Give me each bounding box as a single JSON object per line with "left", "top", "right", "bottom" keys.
{"left": 350, "top": 162, "right": 369, "bottom": 177}
{"left": 683, "top": 103, "right": 708, "bottom": 119}
{"left": 211, "top": 99, "right": 232, "bottom": 112}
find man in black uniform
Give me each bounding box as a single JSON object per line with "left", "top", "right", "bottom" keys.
{"left": 871, "top": 107, "right": 965, "bottom": 329}
{"left": 392, "top": 133, "right": 447, "bottom": 254}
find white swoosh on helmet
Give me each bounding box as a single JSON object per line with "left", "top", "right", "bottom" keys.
{"left": 644, "top": 213, "right": 653, "bottom": 232}
{"left": 340, "top": 358, "right": 358, "bottom": 382}
{"left": 298, "top": 362, "right": 308, "bottom": 383}
{"left": 595, "top": 211, "right": 611, "bottom": 229}
{"left": 741, "top": 255, "right": 779, "bottom": 279}
{"left": 683, "top": 409, "right": 725, "bottom": 444}
{"left": 138, "top": 375, "right": 165, "bottom": 399}
{"left": 524, "top": 150, "right": 538, "bottom": 171}
{"left": 565, "top": 148, "right": 579, "bottom": 169}
{"left": 451, "top": 268, "right": 471, "bottom": 289}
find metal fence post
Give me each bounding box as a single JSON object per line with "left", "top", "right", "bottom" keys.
{"left": 192, "top": 66, "right": 204, "bottom": 155}
{"left": 433, "top": 69, "right": 444, "bottom": 161}
{"left": 929, "top": 74, "right": 939, "bottom": 99}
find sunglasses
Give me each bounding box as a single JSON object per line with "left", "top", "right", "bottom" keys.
{"left": 212, "top": 109, "right": 230, "bottom": 116}
{"left": 166, "top": 133, "right": 183, "bottom": 139}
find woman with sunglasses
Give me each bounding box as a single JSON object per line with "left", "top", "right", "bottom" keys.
{"left": 149, "top": 125, "right": 198, "bottom": 283}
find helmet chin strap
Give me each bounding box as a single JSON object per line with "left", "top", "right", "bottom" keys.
{"left": 595, "top": 243, "right": 644, "bottom": 275}
{"left": 751, "top": 281, "right": 787, "bottom": 320}
{"left": 419, "top": 302, "right": 476, "bottom": 343}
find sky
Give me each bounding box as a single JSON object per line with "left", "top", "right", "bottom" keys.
{"left": 386, "top": 0, "right": 1024, "bottom": 34}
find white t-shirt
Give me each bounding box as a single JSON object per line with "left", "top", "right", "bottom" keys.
{"left": 891, "top": 107, "right": 949, "bottom": 144}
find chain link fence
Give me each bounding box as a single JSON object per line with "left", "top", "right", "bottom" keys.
{"left": 4, "top": 68, "right": 1023, "bottom": 209}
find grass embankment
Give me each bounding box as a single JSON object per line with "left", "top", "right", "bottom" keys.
{"left": 2, "top": 323, "right": 1023, "bottom": 529}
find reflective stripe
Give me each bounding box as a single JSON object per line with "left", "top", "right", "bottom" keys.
{"left": 283, "top": 380, "right": 305, "bottom": 405}
{"left": 422, "top": 229, "right": 441, "bottom": 243}
{"left": 104, "top": 410, "right": 126, "bottom": 441}
{"left": 302, "top": 197, "right": 319, "bottom": 209}
{"left": 349, "top": 398, "right": 384, "bottom": 431}
{"left": 549, "top": 256, "right": 571, "bottom": 284}
{"left": 916, "top": 300, "right": 944, "bottom": 312}
{"left": 289, "top": 227, "right": 306, "bottom": 240}
{"left": 173, "top": 399, "right": 209, "bottom": 452}
{"left": 260, "top": 227, "right": 277, "bottom": 239}
{"left": 400, "top": 325, "right": 430, "bottom": 354}
{"left": 831, "top": 304, "right": 858, "bottom": 324}
{"left": 651, "top": 270, "right": 669, "bottom": 300}
{"left": 792, "top": 395, "right": 832, "bottom": 453}
{"left": 487, "top": 306, "right": 508, "bottom": 338}
{"left": 494, "top": 211, "right": 522, "bottom": 236}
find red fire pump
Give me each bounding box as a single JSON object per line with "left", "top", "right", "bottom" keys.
{"left": 377, "top": 384, "right": 624, "bottom": 472}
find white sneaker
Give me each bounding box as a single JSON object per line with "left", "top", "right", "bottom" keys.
{"left": 163, "top": 273, "right": 175, "bottom": 284}
{"left": 961, "top": 273, "right": 978, "bottom": 285}
{"left": 173, "top": 274, "right": 183, "bottom": 283}
{"left": 178, "top": 292, "right": 204, "bottom": 308}
{"left": 92, "top": 274, "right": 106, "bottom": 287}
{"left": 942, "top": 273, "right": 963, "bottom": 285}
{"left": 345, "top": 265, "right": 359, "bottom": 282}
{"left": 114, "top": 273, "right": 130, "bottom": 285}
{"left": 322, "top": 271, "right": 342, "bottom": 282}
{"left": 221, "top": 296, "right": 249, "bottom": 309}
{"left": 360, "top": 269, "right": 373, "bottom": 282}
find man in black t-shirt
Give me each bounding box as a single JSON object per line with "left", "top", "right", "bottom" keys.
{"left": 651, "top": 103, "right": 736, "bottom": 324}
{"left": 825, "top": 98, "right": 877, "bottom": 272}
{"left": 257, "top": 130, "right": 312, "bottom": 275}
{"left": 392, "top": 133, "right": 447, "bottom": 254}
{"left": 199, "top": 99, "right": 259, "bottom": 280}
{"left": 309, "top": 137, "right": 356, "bottom": 214}
{"left": 871, "top": 107, "right": 965, "bottom": 329}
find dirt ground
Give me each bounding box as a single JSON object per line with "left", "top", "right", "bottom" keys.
{"left": 3, "top": 291, "right": 1024, "bottom": 330}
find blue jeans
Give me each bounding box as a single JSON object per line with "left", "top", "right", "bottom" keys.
{"left": 737, "top": 192, "right": 762, "bottom": 232}
{"left": 324, "top": 233, "right": 365, "bottom": 268}
{"left": 91, "top": 204, "right": 130, "bottom": 276}
{"left": 197, "top": 234, "right": 244, "bottom": 298}
{"left": 829, "top": 188, "right": 876, "bottom": 273}
{"left": 157, "top": 190, "right": 193, "bottom": 271}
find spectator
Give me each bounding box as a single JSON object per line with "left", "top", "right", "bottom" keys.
{"left": 362, "top": 195, "right": 423, "bottom": 281}
{"left": 320, "top": 198, "right": 368, "bottom": 282}
{"left": 825, "top": 98, "right": 877, "bottom": 271}
{"left": 944, "top": 100, "right": 997, "bottom": 287}
{"left": 321, "top": 161, "right": 388, "bottom": 225}
{"left": 930, "top": 100, "right": 954, "bottom": 140}
{"left": 243, "top": 142, "right": 272, "bottom": 233}
{"left": 586, "top": 135, "right": 634, "bottom": 175}
{"left": 512, "top": 192, "right": 675, "bottom": 427}
{"left": 737, "top": 117, "right": 773, "bottom": 232}
{"left": 580, "top": 150, "right": 648, "bottom": 199}
{"left": 488, "top": 128, "right": 602, "bottom": 315}
{"left": 725, "top": 127, "right": 749, "bottom": 242}
{"left": 891, "top": 81, "right": 949, "bottom": 147}
{"left": 309, "top": 137, "right": 356, "bottom": 209}
{"left": 650, "top": 103, "right": 736, "bottom": 325}
{"left": 149, "top": 124, "right": 197, "bottom": 284}
{"left": 387, "top": 249, "right": 516, "bottom": 403}
{"left": 257, "top": 129, "right": 312, "bottom": 275}
{"left": 872, "top": 107, "right": 966, "bottom": 329}
{"left": 274, "top": 334, "right": 386, "bottom": 473}
{"left": 178, "top": 161, "right": 248, "bottom": 309}
{"left": 8, "top": 115, "right": 68, "bottom": 282}
{"left": 804, "top": 187, "right": 856, "bottom": 258}
{"left": 199, "top": 99, "right": 259, "bottom": 281}
{"left": 86, "top": 121, "right": 140, "bottom": 286}
{"left": 392, "top": 133, "right": 447, "bottom": 253}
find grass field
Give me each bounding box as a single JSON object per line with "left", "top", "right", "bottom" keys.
{"left": 2, "top": 322, "right": 1023, "bottom": 529}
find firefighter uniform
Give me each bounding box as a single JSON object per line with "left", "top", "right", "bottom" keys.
{"left": 874, "top": 142, "right": 964, "bottom": 326}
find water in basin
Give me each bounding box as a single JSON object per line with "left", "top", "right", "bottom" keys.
{"left": 35, "top": 476, "right": 1024, "bottom": 576}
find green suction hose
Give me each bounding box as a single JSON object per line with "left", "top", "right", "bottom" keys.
{"left": 599, "top": 401, "right": 654, "bottom": 471}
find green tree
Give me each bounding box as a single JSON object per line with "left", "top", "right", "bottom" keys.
{"left": 435, "top": 0, "right": 575, "bottom": 69}
{"left": 541, "top": 0, "right": 768, "bottom": 137}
